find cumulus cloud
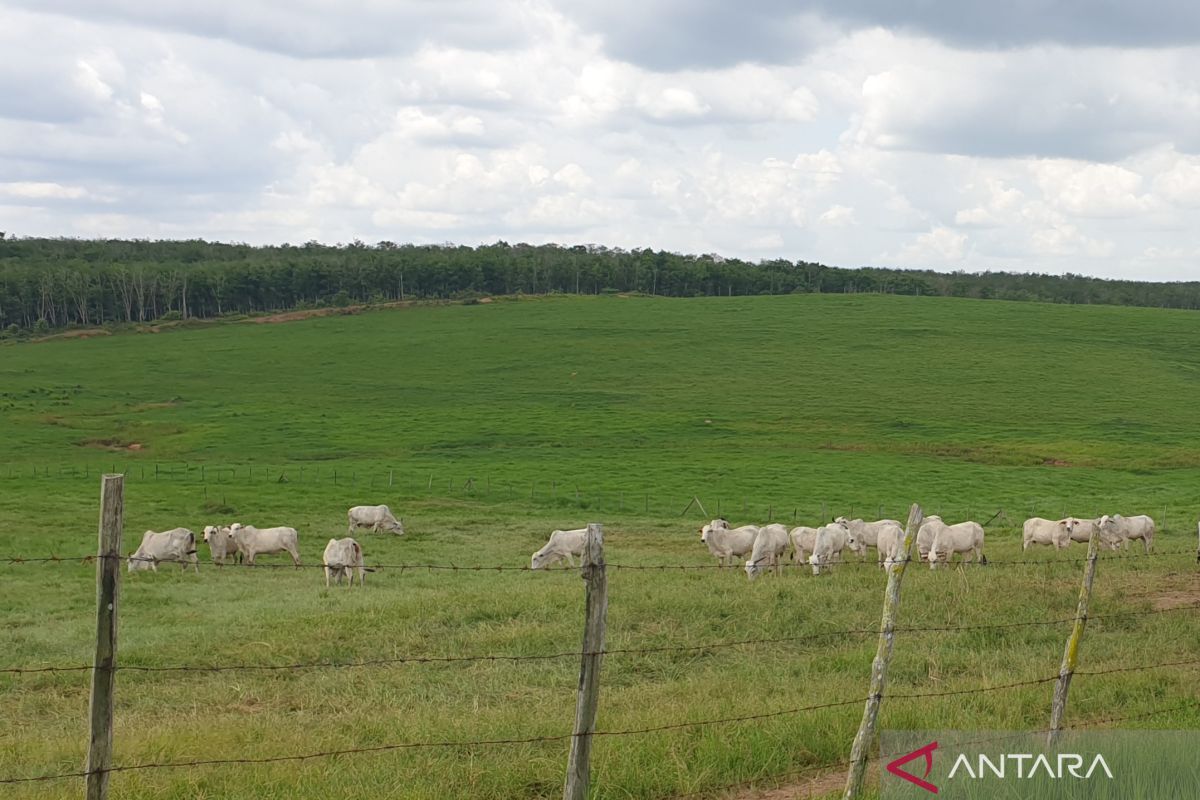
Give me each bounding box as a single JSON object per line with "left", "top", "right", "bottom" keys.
{"left": 1, "top": 0, "right": 1200, "bottom": 280}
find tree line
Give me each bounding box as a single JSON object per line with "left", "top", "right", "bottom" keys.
{"left": 1, "top": 235, "right": 1198, "bottom": 334}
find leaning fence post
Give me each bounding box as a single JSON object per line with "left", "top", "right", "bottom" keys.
{"left": 87, "top": 475, "right": 124, "bottom": 800}
{"left": 564, "top": 523, "right": 607, "bottom": 800}
{"left": 1047, "top": 523, "right": 1100, "bottom": 746}
{"left": 843, "top": 503, "right": 923, "bottom": 799}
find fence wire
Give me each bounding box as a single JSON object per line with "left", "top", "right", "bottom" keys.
{"left": 3, "top": 655, "right": 1197, "bottom": 786}
{"left": 2, "top": 547, "right": 1196, "bottom": 571}
{"left": 3, "top": 603, "right": 1197, "bottom": 677}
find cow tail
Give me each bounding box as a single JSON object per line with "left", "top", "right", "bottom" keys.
{"left": 980, "top": 552, "right": 989, "bottom": 565}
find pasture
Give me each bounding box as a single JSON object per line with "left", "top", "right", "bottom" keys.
{"left": 1, "top": 293, "right": 1199, "bottom": 799}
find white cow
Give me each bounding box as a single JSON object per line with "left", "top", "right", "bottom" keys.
{"left": 202, "top": 524, "right": 242, "bottom": 564}
{"left": 808, "top": 521, "right": 850, "bottom": 575}
{"left": 789, "top": 526, "right": 820, "bottom": 565}
{"left": 1022, "top": 517, "right": 1071, "bottom": 551}
{"left": 1097, "top": 514, "right": 1156, "bottom": 553}
{"left": 1062, "top": 517, "right": 1120, "bottom": 550}
{"left": 916, "top": 515, "right": 943, "bottom": 561}
{"left": 322, "top": 537, "right": 366, "bottom": 587}
{"left": 876, "top": 524, "right": 907, "bottom": 569}
{"left": 347, "top": 505, "right": 404, "bottom": 536}
{"left": 128, "top": 528, "right": 199, "bottom": 573}
{"left": 701, "top": 519, "right": 759, "bottom": 568}
{"left": 927, "top": 519, "right": 986, "bottom": 569}
{"left": 229, "top": 523, "right": 301, "bottom": 566}
{"left": 744, "top": 523, "right": 790, "bottom": 579}
{"left": 531, "top": 528, "right": 587, "bottom": 569}
{"left": 841, "top": 518, "right": 904, "bottom": 566}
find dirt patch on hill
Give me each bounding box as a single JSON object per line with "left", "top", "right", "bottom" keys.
{"left": 1042, "top": 458, "right": 1072, "bottom": 467}
{"left": 79, "top": 438, "right": 146, "bottom": 452}
{"left": 30, "top": 328, "right": 112, "bottom": 343}
{"left": 247, "top": 307, "right": 359, "bottom": 324}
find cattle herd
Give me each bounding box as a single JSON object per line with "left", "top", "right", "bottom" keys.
{"left": 126, "top": 505, "right": 1160, "bottom": 585}
{"left": 127, "top": 504, "right": 402, "bottom": 588}
{"left": 690, "top": 513, "right": 1157, "bottom": 579}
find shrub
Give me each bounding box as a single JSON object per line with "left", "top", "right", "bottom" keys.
{"left": 158, "top": 310, "right": 183, "bottom": 322}
{"left": 33, "top": 319, "right": 49, "bottom": 334}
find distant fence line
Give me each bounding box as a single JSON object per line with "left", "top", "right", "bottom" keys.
{"left": 1, "top": 481, "right": 1199, "bottom": 799}
{"left": 1, "top": 461, "right": 1195, "bottom": 532}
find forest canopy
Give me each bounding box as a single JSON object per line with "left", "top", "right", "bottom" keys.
{"left": 1, "top": 236, "right": 1198, "bottom": 333}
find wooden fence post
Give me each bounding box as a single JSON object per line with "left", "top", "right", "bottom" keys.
{"left": 87, "top": 475, "right": 124, "bottom": 800}
{"left": 564, "top": 523, "right": 607, "bottom": 800}
{"left": 1047, "top": 524, "right": 1100, "bottom": 746}
{"left": 843, "top": 503, "right": 923, "bottom": 799}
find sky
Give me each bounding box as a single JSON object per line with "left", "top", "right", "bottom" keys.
{"left": 2, "top": 1, "right": 1200, "bottom": 280}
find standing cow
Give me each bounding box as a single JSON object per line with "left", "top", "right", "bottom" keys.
{"left": 347, "top": 505, "right": 405, "bottom": 535}
{"left": 808, "top": 521, "right": 849, "bottom": 575}
{"left": 745, "top": 524, "right": 790, "bottom": 580}
{"left": 322, "top": 537, "right": 367, "bottom": 587}
{"left": 229, "top": 523, "right": 302, "bottom": 567}
{"left": 926, "top": 518, "right": 986, "bottom": 569}
{"left": 531, "top": 528, "right": 587, "bottom": 569}
{"left": 789, "top": 526, "right": 820, "bottom": 565}
{"left": 1097, "top": 514, "right": 1156, "bottom": 553}
{"left": 702, "top": 519, "right": 760, "bottom": 568}
{"left": 841, "top": 518, "right": 904, "bottom": 566}
{"left": 128, "top": 528, "right": 199, "bottom": 573}
{"left": 203, "top": 524, "right": 242, "bottom": 564}
{"left": 1022, "top": 517, "right": 1071, "bottom": 551}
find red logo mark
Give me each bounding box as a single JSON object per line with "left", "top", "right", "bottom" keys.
{"left": 886, "top": 740, "right": 939, "bottom": 794}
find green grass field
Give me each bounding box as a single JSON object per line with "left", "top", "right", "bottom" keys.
{"left": 1, "top": 294, "right": 1198, "bottom": 799}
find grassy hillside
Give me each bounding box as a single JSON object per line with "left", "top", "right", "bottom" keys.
{"left": 1, "top": 294, "right": 1198, "bottom": 799}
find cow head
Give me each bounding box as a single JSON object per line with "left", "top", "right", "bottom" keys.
{"left": 845, "top": 529, "right": 865, "bottom": 556}
{"left": 744, "top": 557, "right": 765, "bottom": 580}
{"left": 807, "top": 551, "right": 824, "bottom": 576}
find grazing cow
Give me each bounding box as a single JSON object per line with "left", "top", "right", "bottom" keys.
{"left": 229, "top": 523, "right": 301, "bottom": 567}
{"left": 841, "top": 518, "right": 905, "bottom": 566}
{"left": 789, "top": 526, "right": 820, "bottom": 565}
{"left": 1022, "top": 517, "right": 1071, "bottom": 551}
{"left": 202, "top": 524, "right": 242, "bottom": 564}
{"left": 322, "top": 537, "right": 366, "bottom": 587}
{"left": 1097, "top": 514, "right": 1156, "bottom": 553}
{"left": 701, "top": 519, "right": 759, "bottom": 568}
{"left": 745, "top": 523, "right": 790, "bottom": 580}
{"left": 926, "top": 519, "right": 986, "bottom": 569}
{"left": 347, "top": 505, "right": 404, "bottom": 536}
{"left": 916, "top": 515, "right": 943, "bottom": 561}
{"left": 531, "top": 528, "right": 587, "bottom": 569}
{"left": 128, "top": 528, "right": 199, "bottom": 573}
{"left": 808, "top": 521, "right": 850, "bottom": 575}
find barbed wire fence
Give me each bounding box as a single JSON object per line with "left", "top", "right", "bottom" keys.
{"left": 1, "top": 482, "right": 1198, "bottom": 799}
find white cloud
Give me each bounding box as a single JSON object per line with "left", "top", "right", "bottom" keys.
{"left": 0, "top": 1, "right": 1199, "bottom": 280}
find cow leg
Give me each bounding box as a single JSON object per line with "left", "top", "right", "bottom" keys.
{"left": 290, "top": 548, "right": 302, "bottom": 568}
{"left": 565, "top": 554, "right": 576, "bottom": 568}
{"left": 325, "top": 566, "right": 331, "bottom": 588}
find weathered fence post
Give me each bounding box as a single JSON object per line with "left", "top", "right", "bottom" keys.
{"left": 564, "top": 523, "right": 607, "bottom": 800}
{"left": 87, "top": 475, "right": 124, "bottom": 800}
{"left": 1047, "top": 524, "right": 1100, "bottom": 746}
{"left": 843, "top": 503, "right": 923, "bottom": 799}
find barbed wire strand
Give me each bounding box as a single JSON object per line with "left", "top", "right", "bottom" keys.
{"left": 3, "top": 660, "right": 1195, "bottom": 786}
{"left": 4, "top": 604, "right": 1197, "bottom": 676}
{"left": 2, "top": 548, "right": 1195, "bottom": 570}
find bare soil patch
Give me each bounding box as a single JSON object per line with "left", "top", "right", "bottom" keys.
{"left": 720, "top": 765, "right": 857, "bottom": 800}
{"left": 78, "top": 438, "right": 145, "bottom": 452}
